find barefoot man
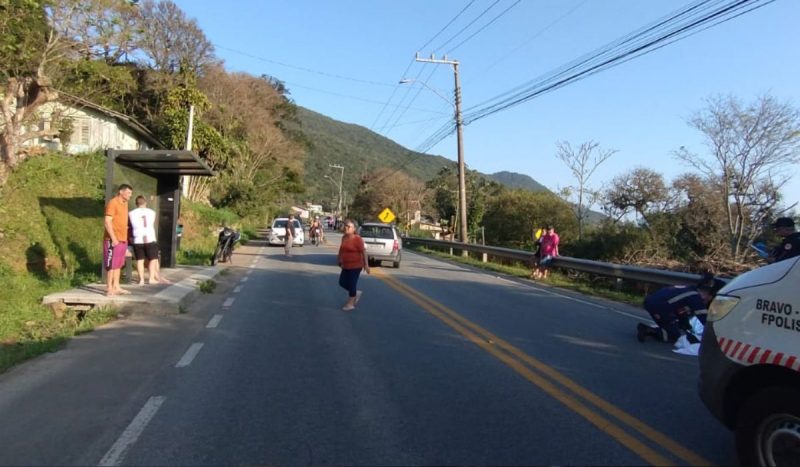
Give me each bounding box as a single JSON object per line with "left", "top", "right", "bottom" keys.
{"left": 104, "top": 184, "right": 133, "bottom": 296}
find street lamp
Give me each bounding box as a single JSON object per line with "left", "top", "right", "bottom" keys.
{"left": 400, "top": 61, "right": 468, "bottom": 251}
{"left": 328, "top": 164, "right": 344, "bottom": 217}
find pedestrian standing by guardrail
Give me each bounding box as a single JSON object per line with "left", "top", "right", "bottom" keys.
{"left": 533, "top": 225, "right": 559, "bottom": 280}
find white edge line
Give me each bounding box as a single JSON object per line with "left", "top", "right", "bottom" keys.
{"left": 495, "top": 273, "right": 647, "bottom": 321}
{"left": 233, "top": 285, "right": 243, "bottom": 294}
{"left": 248, "top": 264, "right": 256, "bottom": 269}
{"left": 98, "top": 396, "right": 166, "bottom": 466}
{"left": 206, "top": 314, "right": 223, "bottom": 328}
{"left": 175, "top": 343, "right": 204, "bottom": 368}
{"left": 246, "top": 270, "right": 253, "bottom": 275}
{"left": 240, "top": 277, "right": 249, "bottom": 283}
{"left": 223, "top": 297, "right": 235, "bottom": 308}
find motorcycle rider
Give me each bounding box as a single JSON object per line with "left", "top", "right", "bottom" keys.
{"left": 309, "top": 216, "right": 324, "bottom": 245}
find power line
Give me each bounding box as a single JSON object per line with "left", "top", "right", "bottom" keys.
{"left": 470, "top": 0, "right": 590, "bottom": 83}
{"left": 214, "top": 44, "right": 395, "bottom": 88}
{"left": 417, "top": 0, "right": 774, "bottom": 152}
{"left": 369, "top": 0, "right": 477, "bottom": 131}
{"left": 284, "top": 81, "right": 449, "bottom": 115}
{"left": 434, "top": 0, "right": 503, "bottom": 52}
{"left": 446, "top": 0, "right": 523, "bottom": 54}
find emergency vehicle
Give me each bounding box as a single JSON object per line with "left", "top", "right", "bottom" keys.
{"left": 699, "top": 255, "right": 800, "bottom": 466}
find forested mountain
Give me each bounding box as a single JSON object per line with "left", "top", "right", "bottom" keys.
{"left": 295, "top": 107, "right": 549, "bottom": 207}
{"left": 486, "top": 171, "right": 549, "bottom": 192}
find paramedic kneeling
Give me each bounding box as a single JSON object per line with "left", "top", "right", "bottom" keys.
{"left": 637, "top": 273, "right": 724, "bottom": 344}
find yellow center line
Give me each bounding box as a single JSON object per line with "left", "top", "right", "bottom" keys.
{"left": 373, "top": 269, "right": 713, "bottom": 466}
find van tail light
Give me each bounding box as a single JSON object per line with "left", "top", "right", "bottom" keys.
{"left": 392, "top": 240, "right": 399, "bottom": 252}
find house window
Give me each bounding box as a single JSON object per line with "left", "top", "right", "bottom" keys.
{"left": 80, "top": 120, "right": 90, "bottom": 145}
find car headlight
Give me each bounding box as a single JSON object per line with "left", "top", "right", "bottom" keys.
{"left": 708, "top": 295, "right": 740, "bottom": 322}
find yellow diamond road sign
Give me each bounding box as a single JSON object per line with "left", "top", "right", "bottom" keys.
{"left": 378, "top": 208, "right": 396, "bottom": 224}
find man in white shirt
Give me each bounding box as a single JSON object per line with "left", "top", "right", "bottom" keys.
{"left": 129, "top": 196, "right": 169, "bottom": 285}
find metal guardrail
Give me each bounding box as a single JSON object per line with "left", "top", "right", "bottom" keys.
{"left": 403, "top": 237, "right": 705, "bottom": 287}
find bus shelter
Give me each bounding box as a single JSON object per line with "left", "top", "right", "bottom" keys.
{"left": 105, "top": 149, "right": 214, "bottom": 268}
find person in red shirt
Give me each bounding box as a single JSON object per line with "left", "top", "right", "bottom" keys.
{"left": 337, "top": 220, "right": 370, "bottom": 311}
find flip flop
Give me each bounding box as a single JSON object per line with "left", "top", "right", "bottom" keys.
{"left": 116, "top": 289, "right": 131, "bottom": 295}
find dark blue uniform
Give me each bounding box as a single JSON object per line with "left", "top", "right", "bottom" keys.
{"left": 643, "top": 285, "right": 708, "bottom": 342}
{"left": 770, "top": 231, "right": 800, "bottom": 263}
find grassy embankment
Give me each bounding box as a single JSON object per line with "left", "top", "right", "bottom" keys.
{"left": 406, "top": 244, "right": 646, "bottom": 306}
{"left": 0, "top": 152, "right": 254, "bottom": 373}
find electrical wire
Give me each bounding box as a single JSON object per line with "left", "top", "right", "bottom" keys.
{"left": 369, "top": 0, "right": 477, "bottom": 131}
{"left": 433, "top": 0, "right": 503, "bottom": 52}
{"left": 446, "top": 0, "right": 523, "bottom": 54}
{"left": 214, "top": 44, "right": 395, "bottom": 88}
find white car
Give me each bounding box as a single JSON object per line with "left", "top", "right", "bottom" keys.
{"left": 268, "top": 218, "right": 304, "bottom": 246}
{"left": 358, "top": 222, "right": 402, "bottom": 268}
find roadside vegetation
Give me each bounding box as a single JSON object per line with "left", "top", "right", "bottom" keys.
{"left": 0, "top": 152, "right": 254, "bottom": 373}
{"left": 407, "top": 245, "right": 645, "bottom": 307}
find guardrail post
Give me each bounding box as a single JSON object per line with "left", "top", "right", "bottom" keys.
{"left": 449, "top": 247, "right": 453, "bottom": 256}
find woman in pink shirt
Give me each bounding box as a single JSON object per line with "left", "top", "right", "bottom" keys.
{"left": 534, "top": 225, "right": 559, "bottom": 279}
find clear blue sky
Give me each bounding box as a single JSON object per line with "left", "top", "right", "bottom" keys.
{"left": 173, "top": 0, "right": 800, "bottom": 209}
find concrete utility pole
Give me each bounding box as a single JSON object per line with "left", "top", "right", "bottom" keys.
{"left": 329, "top": 164, "right": 344, "bottom": 216}
{"left": 182, "top": 104, "right": 195, "bottom": 197}
{"left": 414, "top": 53, "right": 468, "bottom": 251}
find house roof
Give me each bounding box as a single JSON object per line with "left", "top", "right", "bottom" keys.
{"left": 58, "top": 92, "right": 165, "bottom": 149}
{"left": 111, "top": 150, "right": 214, "bottom": 176}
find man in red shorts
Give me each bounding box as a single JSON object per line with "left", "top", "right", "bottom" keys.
{"left": 104, "top": 184, "right": 133, "bottom": 296}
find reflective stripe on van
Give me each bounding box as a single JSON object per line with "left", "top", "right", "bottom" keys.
{"left": 718, "top": 337, "right": 800, "bottom": 371}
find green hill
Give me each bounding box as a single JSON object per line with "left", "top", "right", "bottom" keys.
{"left": 295, "top": 107, "right": 452, "bottom": 206}
{"left": 295, "top": 107, "right": 552, "bottom": 207}
{"left": 487, "top": 171, "right": 550, "bottom": 192}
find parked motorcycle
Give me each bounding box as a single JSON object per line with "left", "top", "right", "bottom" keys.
{"left": 212, "top": 227, "right": 241, "bottom": 265}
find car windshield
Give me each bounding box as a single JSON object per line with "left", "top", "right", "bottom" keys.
{"left": 273, "top": 220, "right": 300, "bottom": 228}
{"left": 360, "top": 226, "right": 394, "bottom": 239}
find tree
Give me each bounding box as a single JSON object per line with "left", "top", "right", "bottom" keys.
{"left": 350, "top": 168, "right": 427, "bottom": 226}
{"left": 135, "top": 0, "right": 216, "bottom": 75}
{"left": 482, "top": 189, "right": 577, "bottom": 249}
{"left": 1, "top": 0, "right": 66, "bottom": 185}
{"left": 675, "top": 94, "right": 800, "bottom": 261}
{"left": 425, "top": 165, "right": 502, "bottom": 238}
{"left": 199, "top": 67, "right": 305, "bottom": 213}
{"left": 603, "top": 167, "right": 670, "bottom": 225}
{"left": 555, "top": 140, "right": 616, "bottom": 240}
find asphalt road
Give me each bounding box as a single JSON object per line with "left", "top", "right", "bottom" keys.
{"left": 0, "top": 231, "right": 735, "bottom": 466}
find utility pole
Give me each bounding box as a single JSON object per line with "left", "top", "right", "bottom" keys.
{"left": 329, "top": 164, "right": 344, "bottom": 217}
{"left": 182, "top": 104, "right": 195, "bottom": 197}
{"left": 415, "top": 53, "right": 468, "bottom": 252}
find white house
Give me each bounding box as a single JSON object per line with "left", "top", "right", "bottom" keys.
{"left": 24, "top": 92, "right": 163, "bottom": 153}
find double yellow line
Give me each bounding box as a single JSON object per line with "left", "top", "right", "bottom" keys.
{"left": 373, "top": 269, "right": 712, "bottom": 466}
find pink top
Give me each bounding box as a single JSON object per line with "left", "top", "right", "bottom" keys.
{"left": 540, "top": 233, "right": 559, "bottom": 257}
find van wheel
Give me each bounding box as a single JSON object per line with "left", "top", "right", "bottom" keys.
{"left": 735, "top": 387, "right": 800, "bottom": 467}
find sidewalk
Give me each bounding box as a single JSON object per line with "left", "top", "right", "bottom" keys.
{"left": 42, "top": 265, "right": 219, "bottom": 314}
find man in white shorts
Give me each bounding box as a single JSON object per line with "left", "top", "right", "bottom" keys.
{"left": 129, "top": 196, "right": 169, "bottom": 284}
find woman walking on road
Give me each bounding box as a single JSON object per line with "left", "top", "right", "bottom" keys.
{"left": 337, "top": 220, "right": 370, "bottom": 311}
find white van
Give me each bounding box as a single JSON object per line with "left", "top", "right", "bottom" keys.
{"left": 699, "top": 256, "right": 800, "bottom": 466}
